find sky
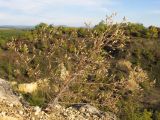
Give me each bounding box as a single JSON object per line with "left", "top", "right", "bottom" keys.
{"left": 0, "top": 0, "right": 160, "bottom": 27}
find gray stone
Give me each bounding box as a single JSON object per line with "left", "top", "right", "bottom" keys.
{"left": 0, "top": 78, "right": 21, "bottom": 106}
{"left": 79, "top": 104, "right": 101, "bottom": 115}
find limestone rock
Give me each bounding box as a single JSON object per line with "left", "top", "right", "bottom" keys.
{"left": 0, "top": 78, "right": 118, "bottom": 120}
{"left": 0, "top": 116, "right": 20, "bottom": 120}
{"left": 18, "top": 82, "right": 37, "bottom": 93}
{"left": 49, "top": 104, "right": 118, "bottom": 120}
{"left": 0, "top": 78, "right": 21, "bottom": 106}
{"left": 79, "top": 104, "right": 101, "bottom": 115}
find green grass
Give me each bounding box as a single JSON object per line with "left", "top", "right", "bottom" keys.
{"left": 22, "top": 90, "right": 46, "bottom": 107}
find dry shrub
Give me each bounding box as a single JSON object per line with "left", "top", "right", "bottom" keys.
{"left": 125, "top": 66, "right": 153, "bottom": 91}
{"left": 113, "top": 59, "right": 152, "bottom": 91}
{"left": 6, "top": 15, "right": 128, "bottom": 108}
{"left": 116, "top": 59, "right": 132, "bottom": 73}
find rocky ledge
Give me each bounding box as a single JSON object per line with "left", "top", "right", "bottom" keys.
{"left": 0, "top": 78, "right": 118, "bottom": 120}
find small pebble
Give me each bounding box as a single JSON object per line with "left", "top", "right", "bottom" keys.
{"left": 19, "top": 110, "right": 23, "bottom": 115}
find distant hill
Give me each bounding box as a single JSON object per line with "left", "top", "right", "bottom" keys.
{"left": 0, "top": 25, "right": 34, "bottom": 29}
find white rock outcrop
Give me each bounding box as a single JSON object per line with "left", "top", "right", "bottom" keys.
{"left": 18, "top": 82, "right": 37, "bottom": 93}
{"left": 0, "top": 78, "right": 118, "bottom": 120}
{"left": 0, "top": 78, "right": 21, "bottom": 106}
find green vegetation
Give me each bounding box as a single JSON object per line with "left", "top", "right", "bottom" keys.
{"left": 0, "top": 29, "right": 28, "bottom": 50}
{"left": 1, "top": 18, "right": 160, "bottom": 119}
{"left": 22, "top": 89, "right": 48, "bottom": 107}
{"left": 94, "top": 21, "right": 160, "bottom": 39}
